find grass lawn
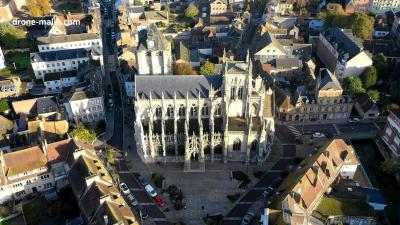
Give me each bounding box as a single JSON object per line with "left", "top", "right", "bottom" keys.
{"left": 23, "top": 197, "right": 48, "bottom": 225}
{"left": 0, "top": 215, "right": 25, "bottom": 225}
{"left": 5, "top": 52, "right": 30, "bottom": 69}
{"left": 315, "top": 196, "right": 375, "bottom": 217}
{"left": 352, "top": 140, "right": 400, "bottom": 225}
{"left": 0, "top": 68, "right": 31, "bottom": 79}
{"left": 58, "top": 3, "right": 81, "bottom": 12}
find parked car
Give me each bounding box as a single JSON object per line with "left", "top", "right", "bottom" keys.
{"left": 145, "top": 184, "right": 157, "bottom": 197}
{"left": 241, "top": 212, "right": 255, "bottom": 225}
{"left": 119, "top": 183, "right": 130, "bottom": 195}
{"left": 263, "top": 187, "right": 274, "bottom": 198}
{"left": 271, "top": 176, "right": 282, "bottom": 187}
{"left": 139, "top": 208, "right": 149, "bottom": 220}
{"left": 348, "top": 117, "right": 360, "bottom": 123}
{"left": 154, "top": 195, "right": 165, "bottom": 207}
{"left": 312, "top": 132, "right": 325, "bottom": 138}
{"left": 127, "top": 193, "right": 138, "bottom": 206}
{"left": 138, "top": 176, "right": 149, "bottom": 186}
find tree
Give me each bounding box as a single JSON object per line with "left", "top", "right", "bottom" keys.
{"left": 39, "top": 0, "right": 52, "bottom": 15}
{"left": 344, "top": 77, "right": 365, "bottom": 95}
{"left": 380, "top": 159, "right": 398, "bottom": 176}
{"left": 300, "top": 7, "right": 308, "bottom": 16}
{"left": 360, "top": 66, "right": 377, "bottom": 89}
{"left": 372, "top": 53, "right": 389, "bottom": 79}
{"left": 200, "top": 61, "right": 216, "bottom": 75}
{"left": 27, "top": 0, "right": 52, "bottom": 17}
{"left": 70, "top": 124, "right": 97, "bottom": 142}
{"left": 0, "top": 22, "right": 27, "bottom": 49}
{"left": 173, "top": 62, "right": 196, "bottom": 75}
{"left": 367, "top": 89, "right": 380, "bottom": 102}
{"left": 351, "top": 12, "right": 375, "bottom": 40}
{"left": 184, "top": 6, "right": 199, "bottom": 18}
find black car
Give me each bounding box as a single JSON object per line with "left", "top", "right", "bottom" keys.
{"left": 271, "top": 177, "right": 282, "bottom": 188}
{"left": 138, "top": 176, "right": 149, "bottom": 186}
{"left": 263, "top": 187, "right": 274, "bottom": 198}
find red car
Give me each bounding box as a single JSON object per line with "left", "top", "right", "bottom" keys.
{"left": 154, "top": 195, "right": 165, "bottom": 207}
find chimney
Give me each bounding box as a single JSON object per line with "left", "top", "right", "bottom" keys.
{"left": 85, "top": 174, "right": 99, "bottom": 187}
{"left": 72, "top": 148, "right": 85, "bottom": 160}
{"left": 100, "top": 194, "right": 112, "bottom": 205}
{"left": 103, "top": 215, "right": 109, "bottom": 225}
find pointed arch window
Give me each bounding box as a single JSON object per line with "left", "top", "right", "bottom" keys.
{"left": 233, "top": 138, "right": 241, "bottom": 151}
{"left": 167, "top": 105, "right": 174, "bottom": 117}
{"left": 201, "top": 104, "right": 209, "bottom": 116}
{"left": 179, "top": 105, "right": 186, "bottom": 117}
{"left": 190, "top": 104, "right": 197, "bottom": 117}
{"left": 155, "top": 106, "right": 162, "bottom": 118}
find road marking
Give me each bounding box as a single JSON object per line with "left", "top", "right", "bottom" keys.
{"left": 333, "top": 124, "right": 341, "bottom": 134}
{"left": 287, "top": 125, "right": 301, "bottom": 137}
{"left": 373, "top": 122, "right": 382, "bottom": 130}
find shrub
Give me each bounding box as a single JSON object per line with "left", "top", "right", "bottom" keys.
{"left": 232, "top": 171, "right": 250, "bottom": 187}
{"left": 151, "top": 173, "right": 165, "bottom": 188}
{"left": 227, "top": 193, "right": 241, "bottom": 203}
{"left": 253, "top": 171, "right": 265, "bottom": 179}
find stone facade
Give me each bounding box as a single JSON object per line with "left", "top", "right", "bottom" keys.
{"left": 134, "top": 56, "right": 274, "bottom": 171}
{"left": 277, "top": 68, "right": 353, "bottom": 122}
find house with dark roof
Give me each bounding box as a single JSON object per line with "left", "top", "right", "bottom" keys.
{"left": 43, "top": 71, "right": 81, "bottom": 93}
{"left": 316, "top": 28, "right": 372, "bottom": 78}
{"left": 30, "top": 48, "right": 90, "bottom": 79}
{"left": 354, "top": 93, "right": 379, "bottom": 119}
{"left": 11, "top": 96, "right": 58, "bottom": 119}
{"left": 64, "top": 89, "right": 104, "bottom": 123}
{"left": 67, "top": 146, "right": 138, "bottom": 225}
{"left": 277, "top": 68, "right": 353, "bottom": 122}
{"left": 381, "top": 109, "right": 400, "bottom": 156}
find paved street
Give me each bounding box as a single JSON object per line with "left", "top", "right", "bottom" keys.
{"left": 294, "top": 124, "right": 337, "bottom": 135}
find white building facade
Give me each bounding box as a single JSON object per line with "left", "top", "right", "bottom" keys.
{"left": 30, "top": 49, "right": 90, "bottom": 79}
{"left": 64, "top": 90, "right": 105, "bottom": 123}
{"left": 0, "top": 45, "right": 6, "bottom": 70}
{"left": 134, "top": 57, "right": 275, "bottom": 171}
{"left": 370, "top": 0, "right": 400, "bottom": 13}
{"left": 37, "top": 33, "right": 102, "bottom": 53}
{"left": 136, "top": 24, "right": 172, "bottom": 75}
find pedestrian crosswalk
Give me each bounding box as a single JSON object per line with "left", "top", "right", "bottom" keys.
{"left": 287, "top": 125, "right": 302, "bottom": 137}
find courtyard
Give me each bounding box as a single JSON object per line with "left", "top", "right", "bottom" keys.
{"left": 146, "top": 162, "right": 272, "bottom": 225}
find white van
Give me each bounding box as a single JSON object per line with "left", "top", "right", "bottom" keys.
{"left": 144, "top": 184, "right": 157, "bottom": 197}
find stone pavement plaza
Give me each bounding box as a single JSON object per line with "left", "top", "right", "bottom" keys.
{"left": 146, "top": 161, "right": 279, "bottom": 225}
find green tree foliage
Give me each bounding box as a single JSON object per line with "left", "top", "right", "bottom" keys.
{"left": 70, "top": 124, "right": 96, "bottom": 142}
{"left": 0, "top": 99, "right": 9, "bottom": 113}
{"left": 184, "top": 6, "right": 199, "bottom": 18}
{"left": 372, "top": 53, "right": 389, "bottom": 79}
{"left": 352, "top": 12, "right": 375, "bottom": 40}
{"left": 200, "top": 61, "right": 216, "bottom": 75}
{"left": 380, "top": 159, "right": 398, "bottom": 176}
{"left": 361, "top": 66, "right": 377, "bottom": 89}
{"left": 27, "top": 0, "right": 52, "bottom": 17}
{"left": 0, "top": 22, "right": 27, "bottom": 49}
{"left": 367, "top": 89, "right": 380, "bottom": 102}
{"left": 300, "top": 7, "right": 308, "bottom": 16}
{"left": 344, "top": 76, "right": 365, "bottom": 95}
{"left": 173, "top": 63, "right": 196, "bottom": 75}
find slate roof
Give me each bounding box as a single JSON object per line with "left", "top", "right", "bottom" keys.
{"left": 225, "top": 61, "right": 249, "bottom": 74}
{"left": 44, "top": 71, "right": 78, "bottom": 81}
{"left": 136, "top": 75, "right": 222, "bottom": 99}
{"left": 36, "top": 96, "right": 58, "bottom": 115}
{"left": 253, "top": 31, "right": 286, "bottom": 55}
{"left": 317, "top": 68, "right": 342, "bottom": 91}
{"left": 31, "top": 48, "right": 89, "bottom": 62}
{"left": 37, "top": 33, "right": 100, "bottom": 45}
{"left": 355, "top": 93, "right": 378, "bottom": 113}
{"left": 137, "top": 24, "right": 169, "bottom": 51}
{"left": 275, "top": 58, "right": 301, "bottom": 69}
{"left": 323, "top": 28, "right": 362, "bottom": 61}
